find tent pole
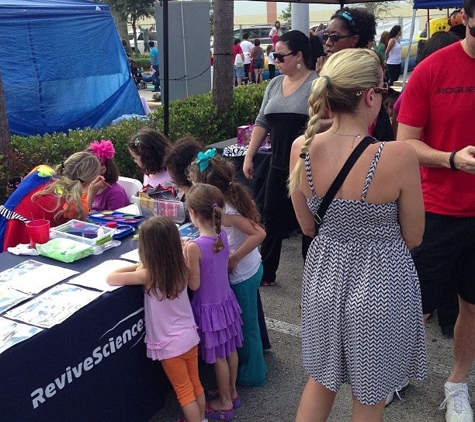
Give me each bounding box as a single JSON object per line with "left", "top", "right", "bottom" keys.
{"left": 402, "top": 7, "right": 417, "bottom": 90}
{"left": 163, "top": 0, "right": 169, "bottom": 137}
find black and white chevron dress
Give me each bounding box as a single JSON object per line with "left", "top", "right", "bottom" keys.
{"left": 302, "top": 143, "right": 427, "bottom": 405}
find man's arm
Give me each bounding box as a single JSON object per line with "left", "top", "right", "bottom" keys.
{"left": 397, "top": 122, "right": 475, "bottom": 173}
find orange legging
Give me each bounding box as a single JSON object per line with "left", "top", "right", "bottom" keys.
{"left": 161, "top": 345, "right": 204, "bottom": 407}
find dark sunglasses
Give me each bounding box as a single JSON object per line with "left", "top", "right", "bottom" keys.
{"left": 274, "top": 52, "right": 295, "bottom": 62}
{"left": 355, "top": 82, "right": 389, "bottom": 97}
{"left": 468, "top": 22, "right": 475, "bottom": 37}
{"left": 322, "top": 32, "right": 352, "bottom": 43}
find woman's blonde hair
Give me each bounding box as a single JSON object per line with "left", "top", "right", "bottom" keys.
{"left": 289, "top": 48, "right": 382, "bottom": 193}
{"left": 32, "top": 151, "right": 101, "bottom": 221}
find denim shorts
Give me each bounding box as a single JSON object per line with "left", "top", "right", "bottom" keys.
{"left": 412, "top": 212, "right": 475, "bottom": 313}
{"left": 234, "top": 66, "right": 244, "bottom": 78}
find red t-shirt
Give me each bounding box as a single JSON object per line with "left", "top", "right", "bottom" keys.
{"left": 398, "top": 42, "right": 475, "bottom": 216}
{"left": 233, "top": 44, "right": 243, "bottom": 60}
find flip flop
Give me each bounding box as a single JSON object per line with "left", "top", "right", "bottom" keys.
{"left": 260, "top": 280, "right": 276, "bottom": 286}
{"left": 205, "top": 403, "right": 235, "bottom": 421}
{"left": 206, "top": 390, "right": 242, "bottom": 409}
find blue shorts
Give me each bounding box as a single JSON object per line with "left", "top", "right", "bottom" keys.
{"left": 234, "top": 66, "right": 244, "bottom": 78}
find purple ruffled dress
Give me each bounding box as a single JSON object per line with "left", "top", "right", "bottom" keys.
{"left": 191, "top": 233, "right": 243, "bottom": 364}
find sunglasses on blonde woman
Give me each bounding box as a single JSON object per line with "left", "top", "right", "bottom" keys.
{"left": 355, "top": 82, "right": 389, "bottom": 97}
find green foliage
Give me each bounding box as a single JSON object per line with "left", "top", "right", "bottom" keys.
{"left": 2, "top": 83, "right": 266, "bottom": 186}
{"left": 280, "top": 3, "right": 292, "bottom": 27}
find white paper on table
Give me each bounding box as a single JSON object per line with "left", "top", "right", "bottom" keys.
{"left": 120, "top": 249, "right": 140, "bottom": 263}
{"left": 67, "top": 259, "right": 132, "bottom": 292}
{"left": 0, "top": 259, "right": 78, "bottom": 295}
{"left": 0, "top": 317, "right": 43, "bottom": 354}
{"left": 0, "top": 288, "right": 31, "bottom": 314}
{"left": 4, "top": 284, "right": 101, "bottom": 328}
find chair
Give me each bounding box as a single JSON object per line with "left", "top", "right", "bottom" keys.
{"left": 117, "top": 176, "right": 143, "bottom": 204}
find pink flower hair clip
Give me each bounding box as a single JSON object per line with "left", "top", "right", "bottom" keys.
{"left": 89, "top": 140, "right": 115, "bottom": 165}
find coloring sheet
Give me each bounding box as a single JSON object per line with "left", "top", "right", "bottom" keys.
{"left": 0, "top": 259, "right": 78, "bottom": 295}
{"left": 67, "top": 260, "right": 131, "bottom": 292}
{"left": 4, "top": 284, "right": 101, "bottom": 328}
{"left": 0, "top": 317, "right": 43, "bottom": 354}
{"left": 120, "top": 249, "right": 139, "bottom": 263}
{"left": 0, "top": 288, "right": 31, "bottom": 314}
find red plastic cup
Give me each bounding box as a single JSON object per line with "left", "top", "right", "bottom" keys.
{"left": 26, "top": 219, "right": 50, "bottom": 248}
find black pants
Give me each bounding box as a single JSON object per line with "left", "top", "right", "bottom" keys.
{"left": 386, "top": 63, "right": 401, "bottom": 86}
{"left": 268, "top": 64, "right": 275, "bottom": 80}
{"left": 261, "top": 167, "right": 298, "bottom": 282}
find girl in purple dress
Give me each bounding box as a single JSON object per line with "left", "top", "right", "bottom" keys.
{"left": 88, "top": 140, "right": 129, "bottom": 211}
{"left": 184, "top": 183, "right": 243, "bottom": 422}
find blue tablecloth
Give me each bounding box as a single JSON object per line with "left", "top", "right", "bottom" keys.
{"left": 0, "top": 240, "right": 171, "bottom": 422}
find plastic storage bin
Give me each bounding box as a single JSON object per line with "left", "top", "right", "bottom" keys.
{"left": 50, "top": 220, "right": 115, "bottom": 254}
{"left": 132, "top": 194, "right": 186, "bottom": 224}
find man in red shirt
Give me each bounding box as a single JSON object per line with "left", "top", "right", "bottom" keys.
{"left": 397, "top": 1, "right": 475, "bottom": 420}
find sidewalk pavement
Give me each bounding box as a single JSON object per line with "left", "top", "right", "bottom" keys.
{"left": 149, "top": 231, "right": 474, "bottom": 422}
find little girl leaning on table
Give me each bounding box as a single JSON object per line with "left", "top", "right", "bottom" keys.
{"left": 106, "top": 215, "right": 207, "bottom": 422}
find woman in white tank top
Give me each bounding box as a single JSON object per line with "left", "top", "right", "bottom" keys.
{"left": 385, "top": 25, "right": 402, "bottom": 86}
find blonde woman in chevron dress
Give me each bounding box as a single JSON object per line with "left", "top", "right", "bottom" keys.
{"left": 289, "top": 49, "right": 427, "bottom": 421}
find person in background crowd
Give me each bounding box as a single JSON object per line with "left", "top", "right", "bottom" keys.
{"left": 243, "top": 30, "right": 318, "bottom": 286}
{"left": 127, "top": 127, "right": 172, "bottom": 189}
{"left": 233, "top": 38, "right": 245, "bottom": 87}
{"left": 290, "top": 48, "right": 427, "bottom": 422}
{"left": 183, "top": 183, "right": 243, "bottom": 421}
{"left": 269, "top": 20, "right": 283, "bottom": 48}
{"left": 251, "top": 38, "right": 265, "bottom": 84}
{"left": 266, "top": 45, "right": 276, "bottom": 80}
{"left": 316, "top": 7, "right": 394, "bottom": 143}
{"left": 397, "top": 1, "right": 475, "bottom": 420}
{"left": 107, "top": 216, "right": 206, "bottom": 422}
{"left": 385, "top": 25, "right": 403, "bottom": 86}
{"left": 240, "top": 33, "right": 253, "bottom": 85}
{"left": 0, "top": 152, "right": 102, "bottom": 251}
{"left": 87, "top": 139, "right": 129, "bottom": 212}
{"left": 376, "top": 30, "right": 390, "bottom": 61}
{"left": 149, "top": 41, "right": 160, "bottom": 92}
{"left": 144, "top": 26, "right": 150, "bottom": 52}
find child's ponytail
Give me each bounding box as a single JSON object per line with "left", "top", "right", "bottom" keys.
{"left": 212, "top": 203, "right": 224, "bottom": 252}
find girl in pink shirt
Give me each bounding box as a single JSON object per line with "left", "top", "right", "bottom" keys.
{"left": 107, "top": 216, "right": 206, "bottom": 422}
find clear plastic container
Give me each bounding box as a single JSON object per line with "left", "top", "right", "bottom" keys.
{"left": 50, "top": 220, "right": 116, "bottom": 254}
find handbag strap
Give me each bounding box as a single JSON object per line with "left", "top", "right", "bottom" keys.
{"left": 315, "top": 136, "right": 375, "bottom": 227}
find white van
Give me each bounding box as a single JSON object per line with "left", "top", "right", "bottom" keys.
{"left": 128, "top": 31, "right": 157, "bottom": 54}
{"left": 233, "top": 25, "right": 288, "bottom": 48}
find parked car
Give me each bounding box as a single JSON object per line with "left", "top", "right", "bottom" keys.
{"left": 128, "top": 31, "right": 157, "bottom": 54}
{"left": 233, "top": 25, "right": 288, "bottom": 48}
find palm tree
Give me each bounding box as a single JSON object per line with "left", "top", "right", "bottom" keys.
{"left": 212, "top": 0, "right": 234, "bottom": 115}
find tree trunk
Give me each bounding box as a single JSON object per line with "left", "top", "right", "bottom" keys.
{"left": 212, "top": 0, "right": 234, "bottom": 116}
{"left": 0, "top": 73, "right": 12, "bottom": 156}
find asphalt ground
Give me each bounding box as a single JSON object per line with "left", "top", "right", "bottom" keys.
{"left": 149, "top": 231, "right": 473, "bottom": 422}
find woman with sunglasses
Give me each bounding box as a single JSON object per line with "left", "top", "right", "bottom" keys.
{"left": 243, "top": 30, "right": 318, "bottom": 287}
{"left": 316, "top": 7, "right": 394, "bottom": 144}
{"left": 289, "top": 48, "right": 427, "bottom": 422}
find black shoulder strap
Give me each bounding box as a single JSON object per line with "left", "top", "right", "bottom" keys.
{"left": 315, "top": 136, "right": 375, "bottom": 227}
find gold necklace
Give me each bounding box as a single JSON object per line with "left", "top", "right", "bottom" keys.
{"left": 330, "top": 132, "right": 364, "bottom": 148}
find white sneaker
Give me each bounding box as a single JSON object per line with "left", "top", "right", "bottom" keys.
{"left": 385, "top": 377, "right": 410, "bottom": 406}
{"left": 439, "top": 382, "right": 473, "bottom": 422}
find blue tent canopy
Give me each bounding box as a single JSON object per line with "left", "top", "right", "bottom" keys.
{"left": 0, "top": 0, "right": 145, "bottom": 136}
{"left": 413, "top": 0, "right": 463, "bottom": 8}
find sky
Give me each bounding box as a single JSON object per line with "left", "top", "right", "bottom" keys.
{"left": 234, "top": 1, "right": 336, "bottom": 15}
